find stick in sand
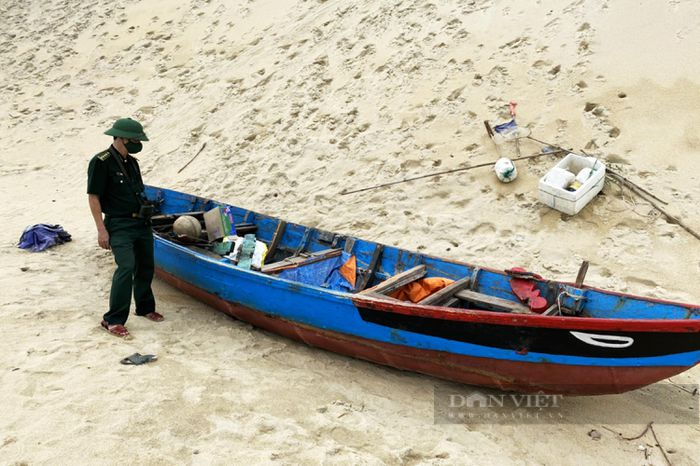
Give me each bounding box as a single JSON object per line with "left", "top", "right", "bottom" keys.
{"left": 177, "top": 142, "right": 207, "bottom": 174}
{"left": 618, "top": 181, "right": 700, "bottom": 241}
{"left": 483, "top": 120, "right": 503, "bottom": 158}
{"left": 340, "top": 149, "right": 565, "bottom": 196}
{"left": 508, "top": 102, "right": 522, "bottom": 157}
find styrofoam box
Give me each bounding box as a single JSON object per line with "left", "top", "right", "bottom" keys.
{"left": 538, "top": 153, "right": 606, "bottom": 215}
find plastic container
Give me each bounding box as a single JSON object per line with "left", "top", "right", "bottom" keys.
{"left": 538, "top": 153, "right": 605, "bottom": 215}
{"left": 544, "top": 167, "right": 575, "bottom": 189}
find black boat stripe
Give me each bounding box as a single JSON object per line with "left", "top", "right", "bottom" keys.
{"left": 357, "top": 307, "right": 700, "bottom": 358}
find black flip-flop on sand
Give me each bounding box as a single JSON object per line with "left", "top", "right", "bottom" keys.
{"left": 120, "top": 353, "right": 158, "bottom": 365}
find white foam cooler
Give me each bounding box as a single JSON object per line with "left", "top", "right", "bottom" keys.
{"left": 538, "top": 153, "right": 605, "bottom": 215}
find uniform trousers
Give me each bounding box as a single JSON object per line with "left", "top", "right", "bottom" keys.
{"left": 103, "top": 216, "right": 156, "bottom": 325}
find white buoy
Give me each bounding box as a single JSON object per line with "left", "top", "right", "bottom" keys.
{"left": 494, "top": 157, "right": 518, "bottom": 183}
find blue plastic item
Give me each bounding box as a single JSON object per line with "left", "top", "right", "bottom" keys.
{"left": 278, "top": 252, "right": 354, "bottom": 292}
{"left": 18, "top": 224, "right": 72, "bottom": 252}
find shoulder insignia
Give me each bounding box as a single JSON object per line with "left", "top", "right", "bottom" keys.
{"left": 96, "top": 150, "right": 110, "bottom": 161}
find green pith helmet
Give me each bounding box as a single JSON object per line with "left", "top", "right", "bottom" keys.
{"left": 104, "top": 118, "right": 149, "bottom": 141}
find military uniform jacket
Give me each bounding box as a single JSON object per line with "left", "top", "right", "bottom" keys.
{"left": 87, "top": 145, "right": 145, "bottom": 217}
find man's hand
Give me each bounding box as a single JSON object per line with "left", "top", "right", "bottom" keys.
{"left": 98, "top": 228, "right": 110, "bottom": 250}
{"left": 88, "top": 195, "right": 110, "bottom": 249}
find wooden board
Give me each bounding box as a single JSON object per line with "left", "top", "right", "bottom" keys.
{"left": 233, "top": 223, "right": 258, "bottom": 236}
{"left": 454, "top": 289, "right": 534, "bottom": 314}
{"left": 360, "top": 265, "right": 427, "bottom": 296}
{"left": 266, "top": 220, "right": 287, "bottom": 259}
{"left": 362, "top": 292, "right": 402, "bottom": 301}
{"left": 542, "top": 304, "right": 561, "bottom": 316}
{"left": 294, "top": 228, "right": 312, "bottom": 256}
{"left": 443, "top": 297, "right": 460, "bottom": 308}
{"left": 356, "top": 244, "right": 384, "bottom": 291}
{"left": 343, "top": 237, "right": 356, "bottom": 254}
{"left": 261, "top": 248, "right": 342, "bottom": 274}
{"left": 418, "top": 276, "right": 472, "bottom": 306}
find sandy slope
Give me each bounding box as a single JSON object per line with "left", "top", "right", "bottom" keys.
{"left": 1, "top": 0, "right": 699, "bottom": 464}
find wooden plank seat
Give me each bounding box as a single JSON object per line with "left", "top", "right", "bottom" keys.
{"left": 261, "top": 248, "right": 342, "bottom": 274}
{"left": 454, "top": 289, "right": 534, "bottom": 314}
{"left": 417, "top": 276, "right": 473, "bottom": 306}
{"left": 360, "top": 265, "right": 427, "bottom": 297}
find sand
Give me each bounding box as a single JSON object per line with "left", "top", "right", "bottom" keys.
{"left": 1, "top": 0, "right": 699, "bottom": 464}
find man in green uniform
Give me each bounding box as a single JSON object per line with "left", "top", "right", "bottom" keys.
{"left": 87, "top": 117, "right": 164, "bottom": 338}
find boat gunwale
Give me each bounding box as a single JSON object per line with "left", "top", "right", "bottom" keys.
{"left": 351, "top": 294, "right": 700, "bottom": 332}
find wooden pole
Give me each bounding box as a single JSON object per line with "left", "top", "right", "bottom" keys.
{"left": 575, "top": 260, "right": 589, "bottom": 288}
{"left": 339, "top": 149, "right": 565, "bottom": 195}
{"left": 483, "top": 120, "right": 495, "bottom": 138}
{"left": 627, "top": 191, "right": 700, "bottom": 241}
{"left": 604, "top": 169, "right": 668, "bottom": 205}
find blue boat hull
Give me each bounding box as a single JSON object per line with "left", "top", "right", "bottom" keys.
{"left": 149, "top": 186, "right": 700, "bottom": 395}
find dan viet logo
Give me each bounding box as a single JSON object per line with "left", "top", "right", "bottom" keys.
{"left": 451, "top": 391, "right": 564, "bottom": 409}
{"left": 436, "top": 389, "right": 566, "bottom": 424}
{"left": 434, "top": 384, "right": 700, "bottom": 425}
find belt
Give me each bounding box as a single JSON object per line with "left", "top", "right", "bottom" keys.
{"left": 105, "top": 213, "right": 141, "bottom": 219}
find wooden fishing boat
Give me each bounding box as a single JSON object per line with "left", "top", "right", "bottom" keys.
{"left": 146, "top": 185, "right": 700, "bottom": 395}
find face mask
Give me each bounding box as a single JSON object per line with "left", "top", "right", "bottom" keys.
{"left": 124, "top": 140, "right": 143, "bottom": 154}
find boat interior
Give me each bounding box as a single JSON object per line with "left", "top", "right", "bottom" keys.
{"left": 146, "top": 187, "right": 700, "bottom": 321}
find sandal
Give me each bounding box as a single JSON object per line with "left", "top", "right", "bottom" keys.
{"left": 101, "top": 320, "right": 131, "bottom": 338}
{"left": 139, "top": 311, "right": 164, "bottom": 322}
{"left": 120, "top": 353, "right": 157, "bottom": 365}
